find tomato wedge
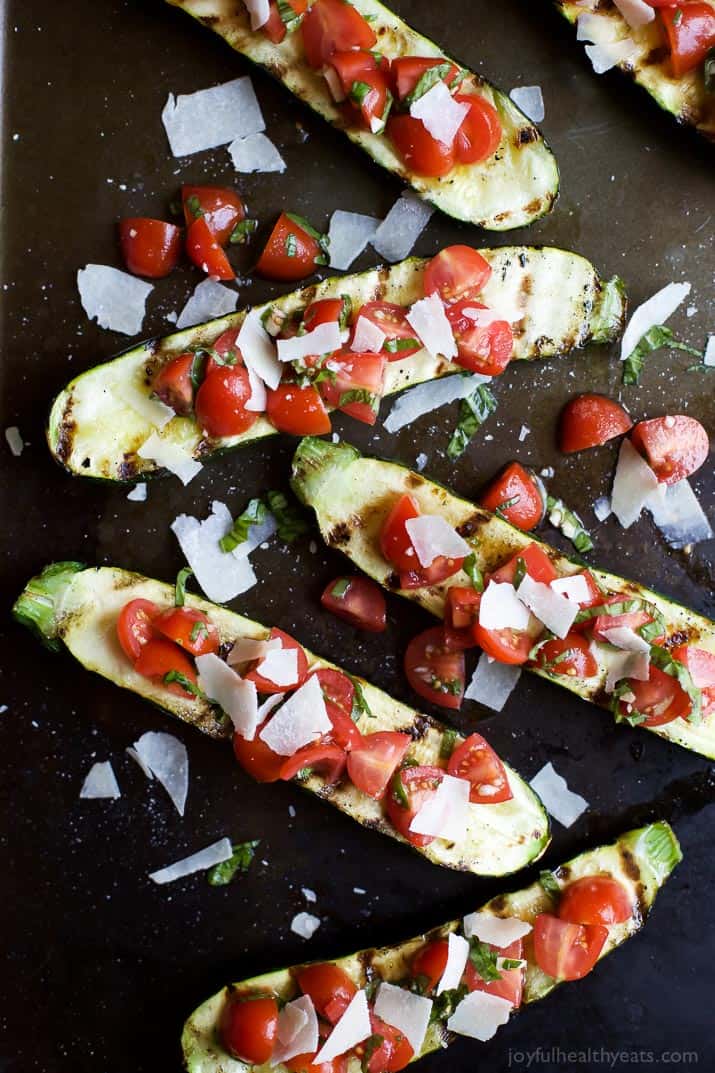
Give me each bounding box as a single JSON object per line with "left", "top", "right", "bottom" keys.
{"left": 616, "top": 664, "right": 692, "bottom": 727}
{"left": 391, "top": 56, "right": 462, "bottom": 101}
{"left": 320, "top": 576, "right": 387, "bottom": 632}
{"left": 309, "top": 668, "right": 362, "bottom": 750}
{"left": 117, "top": 599, "right": 159, "bottom": 661}
{"left": 478, "top": 462, "right": 545, "bottom": 530}
{"left": 220, "top": 993, "right": 279, "bottom": 1065}
{"left": 533, "top": 914, "right": 608, "bottom": 981}
{"left": 195, "top": 365, "right": 257, "bottom": 438}
{"left": 186, "top": 216, "right": 234, "bottom": 279}
{"left": 423, "top": 246, "right": 492, "bottom": 302}
{"left": 491, "top": 543, "right": 559, "bottom": 586}
{"left": 153, "top": 607, "right": 219, "bottom": 657}
{"left": 385, "top": 764, "right": 444, "bottom": 846}
{"left": 301, "top": 0, "right": 376, "bottom": 68}
{"left": 464, "top": 938, "right": 524, "bottom": 1007}
{"left": 302, "top": 297, "right": 346, "bottom": 332}
{"left": 445, "top": 300, "right": 514, "bottom": 376}
{"left": 660, "top": 3, "right": 715, "bottom": 76}
{"left": 330, "top": 50, "right": 392, "bottom": 132}
{"left": 233, "top": 724, "right": 285, "bottom": 783}
{"left": 296, "top": 963, "right": 358, "bottom": 1025}
{"left": 446, "top": 733, "right": 512, "bottom": 803}
{"left": 630, "top": 415, "right": 709, "bottom": 485}
{"left": 672, "top": 644, "right": 715, "bottom": 717}
{"left": 559, "top": 876, "right": 633, "bottom": 926}
{"left": 361, "top": 1014, "right": 413, "bottom": 1073}
{"left": 380, "top": 494, "right": 465, "bottom": 588}
{"left": 244, "top": 627, "right": 308, "bottom": 694}
{"left": 453, "top": 93, "right": 502, "bottom": 163}
{"left": 346, "top": 731, "right": 411, "bottom": 799}
{"left": 353, "top": 302, "right": 421, "bottom": 360}
{"left": 386, "top": 114, "right": 455, "bottom": 178}
{"left": 404, "top": 626, "right": 465, "bottom": 710}
{"left": 285, "top": 1052, "right": 346, "bottom": 1073}
{"left": 317, "top": 351, "right": 386, "bottom": 425}
{"left": 152, "top": 352, "right": 196, "bottom": 416}
{"left": 532, "top": 633, "right": 598, "bottom": 678}
{"left": 118, "top": 218, "right": 182, "bottom": 279}
{"left": 410, "top": 939, "right": 450, "bottom": 993}
{"left": 182, "top": 185, "right": 245, "bottom": 245}
{"left": 588, "top": 595, "right": 659, "bottom": 643}
{"left": 267, "top": 383, "right": 332, "bottom": 436}
{"left": 262, "top": 0, "right": 309, "bottom": 44}
{"left": 558, "top": 393, "right": 632, "bottom": 453}
{"left": 444, "top": 585, "right": 481, "bottom": 650}
{"left": 256, "top": 212, "right": 327, "bottom": 282}
{"left": 134, "top": 637, "right": 198, "bottom": 698}
{"left": 279, "top": 743, "right": 347, "bottom": 783}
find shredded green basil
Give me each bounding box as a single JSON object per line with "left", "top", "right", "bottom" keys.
{"left": 220, "top": 498, "right": 267, "bottom": 553}
{"left": 494, "top": 494, "right": 520, "bottom": 521}
{"left": 547, "top": 495, "right": 594, "bottom": 554}
{"left": 265, "top": 489, "right": 310, "bottom": 543}
{"left": 512, "top": 556, "right": 527, "bottom": 590}
{"left": 229, "top": 218, "right": 258, "bottom": 244}
{"left": 350, "top": 80, "right": 373, "bottom": 106}
{"left": 649, "top": 644, "right": 701, "bottom": 723}
{"left": 351, "top": 677, "right": 373, "bottom": 720}
{"left": 190, "top": 620, "right": 209, "bottom": 644}
{"left": 463, "top": 552, "right": 484, "bottom": 593}
{"left": 469, "top": 939, "right": 502, "bottom": 983}
{"left": 383, "top": 337, "right": 419, "bottom": 354}
{"left": 338, "top": 388, "right": 379, "bottom": 412}
{"left": 361, "top": 1035, "right": 384, "bottom": 1072}
{"left": 284, "top": 212, "right": 330, "bottom": 264}
{"left": 539, "top": 869, "right": 561, "bottom": 897}
{"left": 439, "top": 727, "right": 458, "bottom": 760}
{"left": 338, "top": 295, "right": 352, "bottom": 331}
{"left": 391, "top": 768, "right": 410, "bottom": 809}
{"left": 403, "top": 61, "right": 455, "bottom": 108}
{"left": 622, "top": 325, "right": 702, "bottom": 386}
{"left": 175, "top": 566, "right": 193, "bottom": 607}
{"left": 276, "top": 0, "right": 304, "bottom": 31}
{"left": 189, "top": 350, "right": 207, "bottom": 394}
{"left": 207, "top": 840, "right": 260, "bottom": 886}
{"left": 185, "top": 194, "right": 203, "bottom": 220}
{"left": 163, "top": 670, "right": 203, "bottom": 698}
{"left": 447, "top": 384, "right": 497, "bottom": 459}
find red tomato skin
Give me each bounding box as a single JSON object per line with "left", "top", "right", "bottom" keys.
{"left": 186, "top": 216, "right": 234, "bottom": 279}
{"left": 362, "top": 1014, "right": 413, "bottom": 1073}
{"left": 301, "top": 0, "right": 376, "bottom": 68}
{"left": 410, "top": 939, "right": 450, "bottom": 993}
{"left": 133, "top": 637, "right": 198, "bottom": 697}
{"left": 285, "top": 1053, "right": 346, "bottom": 1073}
{"left": 233, "top": 726, "right": 285, "bottom": 783}
{"left": 404, "top": 626, "right": 465, "bottom": 710}
{"left": 220, "top": 993, "right": 279, "bottom": 1065}
{"left": 630, "top": 415, "right": 709, "bottom": 485}
{"left": 182, "top": 185, "right": 245, "bottom": 245}
{"left": 262, "top": 0, "right": 308, "bottom": 44}
{"left": 471, "top": 623, "right": 534, "bottom": 665}
{"left": 391, "top": 57, "right": 461, "bottom": 101}
{"left": 354, "top": 302, "right": 421, "bottom": 360}
{"left": 453, "top": 93, "right": 502, "bottom": 163}
{"left": 465, "top": 938, "right": 524, "bottom": 1006}
{"left": 195, "top": 365, "right": 258, "bottom": 438}
{"left": 533, "top": 633, "right": 599, "bottom": 678}
{"left": 119, "top": 218, "right": 182, "bottom": 279}
{"left": 117, "top": 599, "right": 159, "bottom": 662}
{"left": 446, "top": 732, "right": 513, "bottom": 804}
{"left": 320, "top": 576, "right": 387, "bottom": 633}
{"left": 317, "top": 351, "right": 386, "bottom": 426}
{"left": 346, "top": 731, "right": 411, "bottom": 799}
{"left": 256, "top": 213, "right": 323, "bottom": 281}
{"left": 152, "top": 353, "right": 195, "bottom": 416}
{"left": 296, "top": 963, "right": 357, "bottom": 1024}
{"left": 445, "top": 586, "right": 481, "bottom": 635}
{"left": 672, "top": 644, "right": 715, "bottom": 716}
{"left": 279, "top": 743, "right": 347, "bottom": 783}
{"left": 558, "top": 393, "right": 632, "bottom": 453}
{"left": 267, "top": 383, "right": 332, "bottom": 436}
{"left": 559, "top": 877, "right": 633, "bottom": 926}
{"left": 380, "top": 494, "right": 464, "bottom": 587}
{"left": 153, "top": 607, "right": 220, "bottom": 657}
{"left": 478, "top": 462, "right": 545, "bottom": 530}
{"left": 302, "top": 298, "right": 344, "bottom": 331}
{"left": 330, "top": 51, "right": 391, "bottom": 131}
{"left": 309, "top": 668, "right": 362, "bottom": 750}
{"left": 387, "top": 114, "right": 455, "bottom": 178}
{"left": 385, "top": 764, "right": 444, "bottom": 847}
{"left": 533, "top": 914, "right": 608, "bottom": 982}
{"left": 588, "top": 595, "right": 658, "bottom": 644}
{"left": 617, "top": 664, "right": 692, "bottom": 727}
{"left": 423, "top": 246, "right": 492, "bottom": 302}
{"left": 491, "top": 543, "right": 559, "bottom": 586}
{"left": 245, "top": 627, "right": 309, "bottom": 694}
{"left": 660, "top": 3, "right": 715, "bottom": 75}
{"left": 445, "top": 300, "right": 514, "bottom": 376}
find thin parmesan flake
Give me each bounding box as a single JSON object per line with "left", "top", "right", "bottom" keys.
{"left": 437, "top": 933, "right": 470, "bottom": 995}
{"left": 114, "top": 379, "right": 175, "bottom": 429}
{"left": 161, "top": 77, "right": 264, "bottom": 157}
{"left": 404, "top": 515, "right": 470, "bottom": 567}
{"left": 79, "top": 761, "right": 121, "bottom": 800}
{"left": 584, "top": 37, "right": 639, "bottom": 74}
{"left": 176, "top": 279, "right": 238, "bottom": 330}
{"left": 237, "top": 309, "right": 282, "bottom": 390}
{"left": 704, "top": 336, "right": 715, "bottom": 367}
{"left": 127, "top": 484, "right": 148, "bottom": 502}
{"left": 463, "top": 912, "right": 532, "bottom": 946}
{"left": 228, "top": 636, "right": 280, "bottom": 664}
{"left": 277, "top": 321, "right": 343, "bottom": 364}
{"left": 149, "top": 838, "right": 232, "bottom": 885}
{"left": 290, "top": 912, "right": 322, "bottom": 939}
{"left": 509, "top": 85, "right": 545, "bottom": 123}
{"left": 406, "top": 294, "right": 457, "bottom": 361}
{"left": 196, "top": 654, "right": 259, "bottom": 739}
{"left": 271, "top": 996, "right": 319, "bottom": 1065}
{"left": 517, "top": 574, "right": 578, "bottom": 639}
{"left": 77, "top": 265, "right": 152, "bottom": 336}
{"left": 620, "top": 282, "right": 691, "bottom": 362}
{"left": 409, "top": 774, "right": 470, "bottom": 843}
{"left": 383, "top": 373, "right": 489, "bottom": 433}
{"left": 327, "top": 210, "right": 381, "bottom": 270}
{"left": 529, "top": 762, "right": 588, "bottom": 828}
{"left": 447, "top": 991, "right": 512, "bottom": 1040}
{"left": 373, "top": 983, "right": 432, "bottom": 1055}
{"left": 479, "top": 582, "right": 531, "bottom": 631}
{"left": 5, "top": 426, "right": 23, "bottom": 456}
{"left": 133, "top": 731, "right": 189, "bottom": 816}
{"left": 351, "top": 316, "right": 386, "bottom": 354}
{"left": 259, "top": 675, "right": 331, "bottom": 756}
{"left": 243, "top": 0, "right": 270, "bottom": 31}
{"left": 137, "top": 433, "right": 202, "bottom": 485}
{"left": 256, "top": 647, "right": 299, "bottom": 687}
{"left": 371, "top": 192, "right": 434, "bottom": 263}
{"left": 464, "top": 653, "right": 521, "bottom": 712}
{"left": 613, "top": 0, "right": 655, "bottom": 29}
{"left": 171, "top": 501, "right": 258, "bottom": 603}
{"left": 550, "top": 574, "right": 592, "bottom": 604}
{"left": 646, "top": 480, "right": 713, "bottom": 549}
{"left": 611, "top": 439, "right": 659, "bottom": 528}
{"left": 314, "top": 991, "right": 371, "bottom": 1064}
{"left": 229, "top": 131, "right": 286, "bottom": 173}
{"left": 410, "top": 81, "right": 468, "bottom": 146}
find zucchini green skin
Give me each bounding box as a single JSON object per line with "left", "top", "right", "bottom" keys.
{"left": 556, "top": 0, "right": 715, "bottom": 141}
{"left": 166, "top": 0, "right": 559, "bottom": 229}
{"left": 291, "top": 439, "right": 715, "bottom": 758}
{"left": 47, "top": 249, "right": 625, "bottom": 483}
{"left": 13, "top": 562, "right": 549, "bottom": 877}
{"left": 181, "top": 821, "right": 682, "bottom": 1073}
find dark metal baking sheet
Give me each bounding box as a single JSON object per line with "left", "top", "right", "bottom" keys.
{"left": 1, "top": 1, "right": 713, "bottom": 1071}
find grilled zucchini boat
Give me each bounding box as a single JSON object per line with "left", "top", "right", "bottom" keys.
{"left": 182, "top": 821, "right": 681, "bottom": 1072}
{"left": 13, "top": 562, "right": 549, "bottom": 876}
{"left": 48, "top": 248, "right": 625, "bottom": 483}
{"left": 291, "top": 439, "right": 715, "bottom": 759}
{"left": 166, "top": 0, "right": 559, "bottom": 229}
{"left": 556, "top": 0, "right": 715, "bottom": 140}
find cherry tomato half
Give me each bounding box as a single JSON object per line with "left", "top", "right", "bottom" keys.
{"left": 117, "top": 598, "right": 159, "bottom": 662}
{"left": 423, "top": 246, "right": 492, "bottom": 302}
{"left": 478, "top": 462, "right": 545, "bottom": 530}
{"left": 386, "top": 764, "right": 444, "bottom": 847}
{"left": 152, "top": 352, "right": 196, "bottom": 416}
{"left": 262, "top": 0, "right": 309, "bottom": 44}
{"left": 256, "top": 212, "right": 326, "bottom": 282}
{"left": 134, "top": 637, "right": 198, "bottom": 698}
{"left": 320, "top": 576, "right": 387, "bottom": 632}
{"left": 660, "top": 3, "right": 715, "bottom": 76}
{"left": 195, "top": 365, "right": 258, "bottom": 438}
{"left": 119, "top": 218, "right": 182, "bottom": 279}
{"left": 387, "top": 114, "right": 455, "bottom": 178}
{"left": 404, "top": 626, "right": 465, "bottom": 710}
{"left": 296, "top": 962, "right": 358, "bottom": 1024}
{"left": 558, "top": 393, "right": 632, "bottom": 454}
{"left": 446, "top": 732, "right": 512, "bottom": 803}
{"left": 153, "top": 606, "right": 220, "bottom": 657}
{"left": 453, "top": 93, "right": 502, "bottom": 164}
{"left": 354, "top": 302, "right": 421, "bottom": 360}
{"left": 464, "top": 938, "right": 524, "bottom": 1007}
{"left": 559, "top": 876, "right": 633, "bottom": 926}
{"left": 346, "top": 731, "right": 411, "bottom": 799}
{"left": 533, "top": 914, "right": 608, "bottom": 982}
{"left": 445, "top": 299, "right": 514, "bottom": 376}
{"left": 616, "top": 664, "right": 692, "bottom": 727}
{"left": 244, "top": 627, "right": 309, "bottom": 694}
{"left": 182, "top": 185, "right": 246, "bottom": 245}
{"left": 233, "top": 723, "right": 285, "bottom": 783}
{"left": 532, "top": 633, "right": 599, "bottom": 678}
{"left": 186, "top": 216, "right": 234, "bottom": 279}
{"left": 267, "top": 383, "right": 332, "bottom": 436}
{"left": 317, "top": 351, "right": 386, "bottom": 426}
{"left": 390, "top": 56, "right": 462, "bottom": 101}
{"left": 630, "top": 415, "right": 709, "bottom": 485}
{"left": 672, "top": 644, "right": 715, "bottom": 717}
{"left": 220, "top": 992, "right": 279, "bottom": 1065}
{"left": 279, "top": 743, "right": 347, "bottom": 783}
{"left": 300, "top": 0, "right": 376, "bottom": 69}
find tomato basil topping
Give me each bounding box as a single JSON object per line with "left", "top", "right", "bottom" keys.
{"left": 644, "top": 1, "right": 715, "bottom": 78}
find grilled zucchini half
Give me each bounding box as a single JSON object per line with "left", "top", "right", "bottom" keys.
{"left": 166, "top": 0, "right": 559, "bottom": 229}
{"left": 291, "top": 439, "right": 715, "bottom": 759}
{"left": 47, "top": 248, "right": 625, "bottom": 483}
{"left": 13, "top": 562, "right": 549, "bottom": 877}
{"left": 182, "top": 821, "right": 681, "bottom": 1073}
{"left": 556, "top": 0, "right": 715, "bottom": 140}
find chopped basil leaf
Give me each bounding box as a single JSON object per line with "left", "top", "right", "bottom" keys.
{"left": 372, "top": 89, "right": 393, "bottom": 134}
{"left": 404, "top": 61, "right": 454, "bottom": 108}
{"left": 190, "top": 619, "right": 209, "bottom": 643}
{"left": 285, "top": 231, "right": 298, "bottom": 258}
{"left": 469, "top": 939, "right": 502, "bottom": 983}
{"left": 447, "top": 385, "right": 497, "bottom": 460}
{"left": 539, "top": 648, "right": 576, "bottom": 674}
{"left": 361, "top": 1035, "right": 384, "bottom": 1072}
{"left": 229, "top": 218, "right": 258, "bottom": 244}
{"left": 330, "top": 578, "right": 351, "bottom": 599}
{"left": 539, "top": 869, "right": 561, "bottom": 897}
{"left": 185, "top": 194, "right": 203, "bottom": 220}
{"left": 494, "top": 494, "right": 520, "bottom": 521}
{"left": 351, "top": 677, "right": 373, "bottom": 719}
{"left": 512, "top": 556, "right": 527, "bottom": 590}
{"left": 547, "top": 495, "right": 594, "bottom": 554}
{"left": 175, "top": 566, "right": 193, "bottom": 607}
{"left": 673, "top": 6, "right": 683, "bottom": 25}
{"left": 276, "top": 0, "right": 303, "bottom": 31}
{"left": 163, "top": 670, "right": 203, "bottom": 698}
{"left": 189, "top": 342, "right": 238, "bottom": 367}
{"left": 391, "top": 768, "right": 410, "bottom": 808}
{"left": 190, "top": 350, "right": 207, "bottom": 393}
{"left": 705, "top": 47, "right": 715, "bottom": 93}
{"left": 220, "top": 498, "right": 267, "bottom": 553}
{"left": 383, "top": 336, "right": 419, "bottom": 354}
{"left": 350, "top": 80, "right": 373, "bottom": 107}
{"left": 338, "top": 295, "right": 352, "bottom": 331}
{"left": 261, "top": 304, "right": 287, "bottom": 337}
{"left": 338, "top": 388, "right": 379, "bottom": 412}
{"left": 265, "top": 489, "right": 310, "bottom": 543}
{"left": 284, "top": 212, "right": 330, "bottom": 259}
{"left": 439, "top": 727, "right": 458, "bottom": 760}
{"left": 430, "top": 984, "right": 467, "bottom": 1023}
{"left": 622, "top": 324, "right": 702, "bottom": 386}
{"left": 207, "top": 840, "right": 260, "bottom": 886}
{"left": 463, "top": 552, "right": 484, "bottom": 593}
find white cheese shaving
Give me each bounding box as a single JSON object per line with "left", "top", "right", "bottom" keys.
{"left": 415, "top": 453, "right": 428, "bottom": 471}
{"left": 464, "top": 653, "right": 521, "bottom": 712}
{"left": 479, "top": 581, "right": 531, "bottom": 631}
{"left": 613, "top": 0, "right": 655, "bottom": 29}
{"left": 5, "top": 426, "right": 23, "bottom": 456}
{"left": 601, "top": 626, "right": 650, "bottom": 653}
{"left": 77, "top": 265, "right": 152, "bottom": 336}
{"left": 351, "top": 316, "right": 386, "bottom": 354}
{"left": 114, "top": 380, "right": 175, "bottom": 429}
{"left": 245, "top": 364, "right": 267, "bottom": 413}
{"left": 584, "top": 38, "right": 639, "bottom": 74}
{"left": 237, "top": 308, "right": 282, "bottom": 390}
{"left": 373, "top": 983, "right": 432, "bottom": 1055}
{"left": 196, "top": 654, "right": 259, "bottom": 739}
{"left": 610, "top": 439, "right": 660, "bottom": 528}
{"left": 314, "top": 991, "right": 371, "bottom": 1064}
{"left": 704, "top": 335, "right": 715, "bottom": 367}
{"left": 229, "top": 131, "right": 286, "bottom": 173}
{"left": 243, "top": 0, "right": 270, "bottom": 30}
{"left": 406, "top": 294, "right": 457, "bottom": 361}
{"left": 577, "top": 12, "right": 622, "bottom": 44}
{"left": 126, "top": 745, "right": 153, "bottom": 780}
{"left": 302, "top": 887, "right": 317, "bottom": 903}
{"left": 323, "top": 65, "right": 346, "bottom": 102}
{"left": 371, "top": 192, "right": 434, "bottom": 263}
{"left": 171, "top": 501, "right": 258, "bottom": 603}
{"left": 231, "top": 509, "right": 278, "bottom": 561}
{"left": 404, "top": 515, "right": 470, "bottom": 567}
{"left": 436, "top": 933, "right": 470, "bottom": 995}
{"left": 646, "top": 479, "right": 713, "bottom": 549}
{"left": 593, "top": 495, "right": 612, "bottom": 522}
{"left": 127, "top": 484, "right": 148, "bottom": 502}
{"left": 518, "top": 424, "right": 530, "bottom": 442}
{"left": 620, "top": 282, "right": 691, "bottom": 362}
{"left": 599, "top": 642, "right": 651, "bottom": 693}
{"left": 271, "top": 996, "right": 319, "bottom": 1065}
{"left": 517, "top": 574, "right": 578, "bottom": 639}
{"left": 327, "top": 210, "right": 381, "bottom": 270}
{"left": 259, "top": 675, "right": 331, "bottom": 756}
{"left": 409, "top": 774, "right": 470, "bottom": 843}
{"left": 256, "top": 647, "right": 299, "bottom": 687}
{"left": 383, "top": 373, "right": 489, "bottom": 433}
{"left": 463, "top": 912, "right": 532, "bottom": 946}
{"left": 290, "top": 912, "right": 322, "bottom": 939}
{"left": 529, "top": 762, "right": 588, "bottom": 828}
{"left": 133, "top": 731, "right": 189, "bottom": 816}
{"left": 410, "top": 80, "right": 469, "bottom": 146}
{"left": 80, "top": 761, "right": 121, "bottom": 800}
{"left": 509, "top": 85, "right": 545, "bottom": 123}
{"left": 228, "top": 636, "right": 280, "bottom": 664}
{"left": 447, "top": 991, "right": 512, "bottom": 1040}
{"left": 277, "top": 321, "right": 343, "bottom": 364}
{"left": 550, "top": 574, "right": 591, "bottom": 604}
{"left": 149, "top": 838, "right": 232, "bottom": 885}
{"left": 138, "top": 433, "right": 202, "bottom": 485}
{"left": 161, "top": 77, "right": 264, "bottom": 157}
{"left": 176, "top": 278, "right": 238, "bottom": 330}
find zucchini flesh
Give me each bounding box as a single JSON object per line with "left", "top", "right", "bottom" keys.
{"left": 166, "top": 0, "right": 559, "bottom": 230}
{"left": 291, "top": 439, "right": 715, "bottom": 759}
{"left": 556, "top": 0, "right": 715, "bottom": 141}
{"left": 47, "top": 249, "right": 625, "bottom": 483}
{"left": 13, "top": 563, "right": 549, "bottom": 877}
{"left": 181, "top": 821, "right": 681, "bottom": 1073}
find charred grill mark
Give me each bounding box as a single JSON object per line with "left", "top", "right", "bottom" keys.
{"left": 456, "top": 511, "right": 490, "bottom": 539}
{"left": 664, "top": 629, "right": 690, "bottom": 650}
{"left": 642, "top": 45, "right": 669, "bottom": 68}
{"left": 54, "top": 407, "right": 76, "bottom": 464}
{"left": 517, "top": 126, "right": 539, "bottom": 146}
{"left": 386, "top": 570, "right": 402, "bottom": 590}
{"left": 405, "top": 473, "right": 424, "bottom": 490}
{"left": 118, "top": 458, "right": 141, "bottom": 481}
{"left": 487, "top": 894, "right": 508, "bottom": 913}
{"left": 619, "top": 847, "right": 641, "bottom": 884}
{"left": 409, "top": 715, "right": 432, "bottom": 741}
{"left": 327, "top": 521, "right": 353, "bottom": 547}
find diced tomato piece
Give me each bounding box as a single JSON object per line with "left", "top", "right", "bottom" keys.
{"left": 588, "top": 595, "right": 658, "bottom": 643}
{"left": 532, "top": 633, "right": 599, "bottom": 678}
{"left": 672, "top": 644, "right": 715, "bottom": 717}
{"left": 346, "top": 731, "right": 411, "bottom": 799}
{"left": 118, "top": 218, "right": 182, "bottom": 279}
{"left": 267, "top": 383, "right": 332, "bottom": 435}
{"left": 404, "top": 626, "right": 465, "bottom": 710}
{"left": 446, "top": 732, "right": 513, "bottom": 803}
{"left": 152, "top": 353, "right": 196, "bottom": 416}
{"left": 387, "top": 114, "right": 455, "bottom": 178}
{"left": 195, "top": 365, "right": 258, "bottom": 438}
{"left": 660, "top": 3, "right": 715, "bottom": 76}
{"left": 471, "top": 621, "right": 535, "bottom": 665}
{"left": 220, "top": 992, "right": 279, "bottom": 1065}
{"left": 445, "top": 299, "right": 514, "bottom": 376}
{"left": 256, "top": 212, "right": 326, "bottom": 282}
{"left": 262, "top": 0, "right": 309, "bottom": 44}
{"left": 320, "top": 576, "right": 387, "bottom": 632}
{"left": 410, "top": 939, "right": 451, "bottom": 993}
{"left": 354, "top": 302, "right": 421, "bottom": 360}
{"left": 423, "top": 246, "right": 492, "bottom": 302}
{"left": 186, "top": 216, "right": 234, "bottom": 279}
{"left": 182, "top": 185, "right": 245, "bottom": 245}
{"left": 630, "top": 415, "right": 709, "bottom": 485}
{"left": 478, "top": 462, "right": 545, "bottom": 530}
{"left": 284, "top": 1052, "right": 347, "bottom": 1073}
{"left": 380, "top": 494, "right": 465, "bottom": 588}
{"left": 444, "top": 585, "right": 481, "bottom": 650}
{"left": 296, "top": 963, "right": 358, "bottom": 1025}
{"left": 153, "top": 607, "right": 220, "bottom": 657}
{"left": 385, "top": 764, "right": 444, "bottom": 846}
{"left": 317, "top": 351, "right": 386, "bottom": 425}
{"left": 391, "top": 57, "right": 461, "bottom": 101}
{"left": 279, "top": 743, "right": 347, "bottom": 783}
{"left": 490, "top": 543, "right": 559, "bottom": 587}
{"left": 244, "top": 627, "right": 309, "bottom": 694}
{"left": 360, "top": 1014, "right": 413, "bottom": 1073}
{"left": 117, "top": 598, "right": 159, "bottom": 662}
{"left": 309, "top": 668, "right": 362, "bottom": 750}
{"left": 233, "top": 724, "right": 285, "bottom": 783}
{"left": 301, "top": 0, "right": 376, "bottom": 69}
{"left": 330, "top": 51, "right": 392, "bottom": 132}
{"left": 558, "top": 393, "right": 632, "bottom": 453}
{"left": 559, "top": 877, "right": 633, "bottom": 926}
{"left": 464, "top": 938, "right": 525, "bottom": 1007}
{"left": 302, "top": 297, "right": 345, "bottom": 332}
{"left": 616, "top": 664, "right": 692, "bottom": 727}
{"left": 134, "top": 637, "right": 198, "bottom": 698}
{"left": 533, "top": 914, "right": 608, "bottom": 981}
{"left": 453, "top": 93, "right": 502, "bottom": 163}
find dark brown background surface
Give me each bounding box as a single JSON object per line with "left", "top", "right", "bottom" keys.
{"left": 1, "top": 1, "right": 713, "bottom": 1071}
